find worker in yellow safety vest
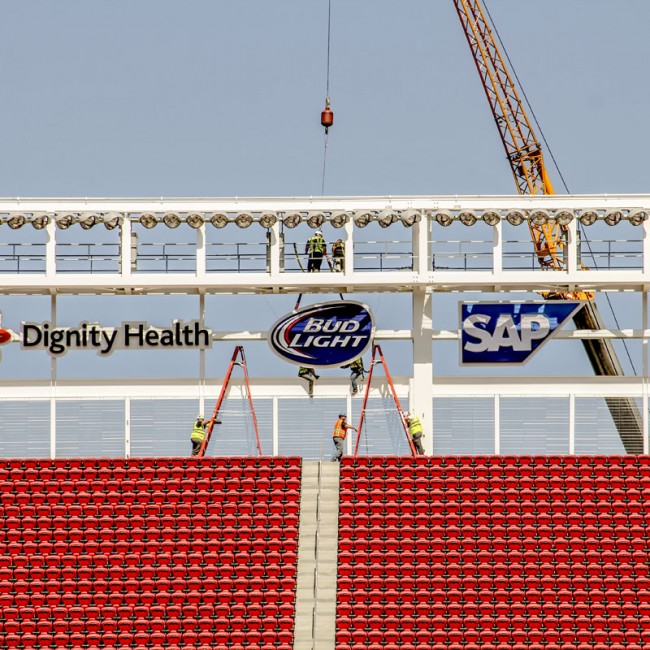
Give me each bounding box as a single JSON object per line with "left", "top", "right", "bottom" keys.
{"left": 305, "top": 230, "right": 326, "bottom": 272}
{"left": 190, "top": 413, "right": 221, "bottom": 456}
{"left": 332, "top": 238, "right": 345, "bottom": 272}
{"left": 331, "top": 413, "right": 357, "bottom": 462}
{"left": 404, "top": 412, "right": 425, "bottom": 455}
{"left": 341, "top": 358, "right": 366, "bottom": 395}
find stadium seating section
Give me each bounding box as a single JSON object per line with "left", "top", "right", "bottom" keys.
{"left": 0, "top": 456, "right": 301, "bottom": 650}
{"left": 336, "top": 455, "right": 650, "bottom": 650}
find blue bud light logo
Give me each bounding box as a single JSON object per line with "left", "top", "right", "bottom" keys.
{"left": 269, "top": 300, "right": 375, "bottom": 368}
{"left": 461, "top": 301, "right": 583, "bottom": 365}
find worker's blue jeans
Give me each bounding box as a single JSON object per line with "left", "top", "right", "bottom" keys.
{"left": 331, "top": 437, "right": 345, "bottom": 462}
{"left": 350, "top": 370, "right": 363, "bottom": 393}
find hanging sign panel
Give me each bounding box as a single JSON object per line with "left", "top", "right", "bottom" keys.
{"left": 269, "top": 300, "right": 375, "bottom": 368}
{"left": 460, "top": 301, "right": 583, "bottom": 365}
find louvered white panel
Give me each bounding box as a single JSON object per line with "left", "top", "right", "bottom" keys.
{"left": 352, "top": 398, "right": 411, "bottom": 456}
{"left": 56, "top": 400, "right": 124, "bottom": 457}
{"left": 500, "top": 397, "right": 569, "bottom": 454}
{"left": 0, "top": 400, "right": 50, "bottom": 458}
{"left": 207, "top": 398, "right": 273, "bottom": 456}
{"left": 433, "top": 397, "right": 494, "bottom": 454}
{"left": 574, "top": 397, "right": 632, "bottom": 455}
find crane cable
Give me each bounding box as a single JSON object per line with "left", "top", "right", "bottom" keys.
{"left": 321, "top": 0, "right": 333, "bottom": 195}
{"left": 484, "top": 1, "right": 638, "bottom": 376}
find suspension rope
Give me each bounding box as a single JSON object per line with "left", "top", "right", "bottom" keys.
{"left": 484, "top": 1, "right": 637, "bottom": 375}
{"left": 321, "top": 0, "right": 333, "bottom": 195}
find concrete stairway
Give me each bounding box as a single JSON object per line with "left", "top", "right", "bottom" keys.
{"left": 293, "top": 461, "right": 340, "bottom": 650}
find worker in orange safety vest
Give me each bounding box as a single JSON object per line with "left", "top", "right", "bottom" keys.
{"left": 331, "top": 413, "right": 357, "bottom": 462}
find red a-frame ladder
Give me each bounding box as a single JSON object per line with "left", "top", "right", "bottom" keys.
{"left": 353, "top": 344, "right": 416, "bottom": 457}
{"left": 198, "top": 346, "right": 263, "bottom": 457}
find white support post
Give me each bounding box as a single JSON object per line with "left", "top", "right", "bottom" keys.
{"left": 196, "top": 224, "right": 206, "bottom": 276}
{"left": 566, "top": 217, "right": 578, "bottom": 274}
{"left": 199, "top": 293, "right": 206, "bottom": 411}
{"left": 45, "top": 219, "right": 56, "bottom": 278}
{"left": 569, "top": 393, "right": 575, "bottom": 455}
{"left": 272, "top": 396, "right": 279, "bottom": 456}
{"left": 270, "top": 222, "right": 281, "bottom": 275}
{"left": 344, "top": 219, "right": 354, "bottom": 278}
{"left": 50, "top": 398, "right": 56, "bottom": 460}
{"left": 125, "top": 397, "right": 131, "bottom": 458}
{"left": 493, "top": 220, "right": 503, "bottom": 275}
{"left": 412, "top": 288, "right": 433, "bottom": 454}
{"left": 413, "top": 213, "right": 429, "bottom": 276}
{"left": 644, "top": 218, "right": 650, "bottom": 276}
{"left": 494, "top": 395, "right": 500, "bottom": 454}
{"left": 120, "top": 218, "right": 132, "bottom": 277}
{"left": 346, "top": 393, "right": 353, "bottom": 456}
{"left": 644, "top": 291, "right": 649, "bottom": 454}
{"left": 50, "top": 293, "right": 57, "bottom": 459}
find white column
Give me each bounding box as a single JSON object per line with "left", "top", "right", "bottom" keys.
{"left": 125, "top": 397, "right": 131, "bottom": 458}
{"left": 492, "top": 220, "right": 503, "bottom": 274}
{"left": 50, "top": 294, "right": 57, "bottom": 458}
{"left": 45, "top": 219, "right": 56, "bottom": 278}
{"left": 199, "top": 293, "right": 206, "bottom": 412}
{"left": 344, "top": 219, "right": 354, "bottom": 277}
{"left": 270, "top": 222, "right": 281, "bottom": 275}
{"left": 412, "top": 288, "right": 433, "bottom": 454}
{"left": 494, "top": 395, "right": 500, "bottom": 454}
{"left": 50, "top": 398, "right": 56, "bottom": 460}
{"left": 272, "top": 396, "right": 279, "bottom": 456}
{"left": 120, "top": 218, "right": 132, "bottom": 277}
{"left": 644, "top": 291, "right": 649, "bottom": 454}
{"left": 566, "top": 217, "right": 578, "bottom": 274}
{"left": 413, "top": 212, "right": 429, "bottom": 275}
{"left": 195, "top": 224, "right": 206, "bottom": 276}
{"left": 643, "top": 218, "right": 650, "bottom": 276}
{"left": 569, "top": 393, "right": 575, "bottom": 455}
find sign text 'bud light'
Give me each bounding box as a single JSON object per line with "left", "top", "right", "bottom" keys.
{"left": 460, "top": 301, "right": 583, "bottom": 365}
{"left": 269, "top": 301, "right": 374, "bottom": 368}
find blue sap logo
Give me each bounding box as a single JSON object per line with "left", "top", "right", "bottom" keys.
{"left": 269, "top": 301, "right": 375, "bottom": 368}
{"left": 461, "top": 301, "right": 583, "bottom": 365}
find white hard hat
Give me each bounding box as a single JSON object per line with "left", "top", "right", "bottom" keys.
{"left": 315, "top": 230, "right": 322, "bottom": 236}
{"left": 196, "top": 414, "right": 204, "bottom": 419}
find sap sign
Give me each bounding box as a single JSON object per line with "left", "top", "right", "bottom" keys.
{"left": 269, "top": 301, "right": 374, "bottom": 368}
{"left": 461, "top": 301, "right": 583, "bottom": 365}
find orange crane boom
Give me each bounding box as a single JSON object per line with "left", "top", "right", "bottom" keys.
{"left": 452, "top": 0, "right": 643, "bottom": 453}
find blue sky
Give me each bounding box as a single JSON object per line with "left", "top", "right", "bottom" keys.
{"left": 0, "top": 1, "right": 648, "bottom": 379}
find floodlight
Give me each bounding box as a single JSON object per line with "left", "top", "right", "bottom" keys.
{"left": 629, "top": 210, "right": 648, "bottom": 226}
{"left": 210, "top": 213, "right": 229, "bottom": 228}
{"left": 259, "top": 212, "right": 277, "bottom": 229}
{"left": 283, "top": 212, "right": 302, "bottom": 228}
{"left": 400, "top": 209, "right": 420, "bottom": 227}
{"left": 555, "top": 210, "right": 574, "bottom": 226}
{"left": 329, "top": 211, "right": 349, "bottom": 228}
{"left": 458, "top": 210, "right": 477, "bottom": 227}
{"left": 7, "top": 214, "right": 27, "bottom": 229}
{"left": 604, "top": 210, "right": 622, "bottom": 226}
{"left": 578, "top": 210, "right": 598, "bottom": 226}
{"left": 353, "top": 211, "right": 373, "bottom": 227}
{"left": 56, "top": 214, "right": 77, "bottom": 229}
{"left": 31, "top": 213, "right": 50, "bottom": 230}
{"left": 482, "top": 210, "right": 501, "bottom": 226}
{"left": 306, "top": 212, "right": 325, "bottom": 229}
{"left": 79, "top": 213, "right": 99, "bottom": 230}
{"left": 506, "top": 210, "right": 525, "bottom": 226}
{"left": 139, "top": 213, "right": 158, "bottom": 229}
{"left": 234, "top": 213, "right": 252, "bottom": 228}
{"left": 434, "top": 211, "right": 453, "bottom": 227}
{"left": 377, "top": 210, "right": 398, "bottom": 228}
{"left": 186, "top": 213, "right": 204, "bottom": 229}
{"left": 530, "top": 210, "right": 549, "bottom": 226}
{"left": 103, "top": 212, "right": 122, "bottom": 230}
{"left": 161, "top": 212, "right": 180, "bottom": 228}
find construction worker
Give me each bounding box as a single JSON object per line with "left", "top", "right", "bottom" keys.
{"left": 298, "top": 366, "right": 320, "bottom": 397}
{"left": 190, "top": 413, "right": 221, "bottom": 456}
{"left": 341, "top": 357, "right": 366, "bottom": 395}
{"left": 332, "top": 413, "right": 357, "bottom": 462}
{"left": 332, "top": 238, "right": 345, "bottom": 272}
{"left": 305, "top": 230, "right": 326, "bottom": 272}
{"left": 404, "top": 412, "right": 425, "bottom": 455}
{"left": 190, "top": 415, "right": 207, "bottom": 457}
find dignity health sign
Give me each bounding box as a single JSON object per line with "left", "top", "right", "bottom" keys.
{"left": 460, "top": 301, "right": 583, "bottom": 365}
{"left": 269, "top": 300, "right": 374, "bottom": 368}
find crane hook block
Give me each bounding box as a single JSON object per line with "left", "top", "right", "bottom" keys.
{"left": 321, "top": 98, "right": 334, "bottom": 130}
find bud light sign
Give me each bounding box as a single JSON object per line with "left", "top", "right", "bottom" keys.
{"left": 461, "top": 301, "right": 583, "bottom": 365}
{"left": 269, "top": 301, "right": 374, "bottom": 368}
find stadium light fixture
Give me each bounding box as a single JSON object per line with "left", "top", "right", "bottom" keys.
{"left": 400, "top": 210, "right": 420, "bottom": 227}
{"left": 139, "top": 213, "right": 158, "bottom": 229}
{"left": 7, "top": 214, "right": 27, "bottom": 229}
{"left": 353, "top": 211, "right": 373, "bottom": 227}
{"left": 505, "top": 210, "right": 525, "bottom": 226}
{"left": 162, "top": 212, "right": 181, "bottom": 228}
{"left": 329, "top": 211, "right": 348, "bottom": 228}
{"left": 604, "top": 210, "right": 622, "bottom": 226}
{"left": 458, "top": 210, "right": 477, "bottom": 227}
{"left": 283, "top": 212, "right": 302, "bottom": 228}
{"left": 103, "top": 212, "right": 122, "bottom": 230}
{"left": 210, "top": 213, "right": 229, "bottom": 228}
{"left": 555, "top": 210, "right": 574, "bottom": 226}
{"left": 235, "top": 213, "right": 253, "bottom": 228}
{"left": 56, "top": 213, "right": 77, "bottom": 229}
{"left": 530, "top": 210, "right": 549, "bottom": 226}
{"left": 79, "top": 213, "right": 99, "bottom": 230}
{"left": 31, "top": 213, "right": 50, "bottom": 230}
{"left": 578, "top": 210, "right": 598, "bottom": 226}
{"left": 481, "top": 210, "right": 501, "bottom": 226}
{"left": 629, "top": 210, "right": 648, "bottom": 226}
{"left": 186, "top": 213, "right": 204, "bottom": 229}
{"left": 306, "top": 213, "right": 325, "bottom": 229}
{"left": 377, "top": 210, "right": 398, "bottom": 228}
{"left": 259, "top": 213, "right": 277, "bottom": 229}
{"left": 434, "top": 211, "right": 453, "bottom": 227}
